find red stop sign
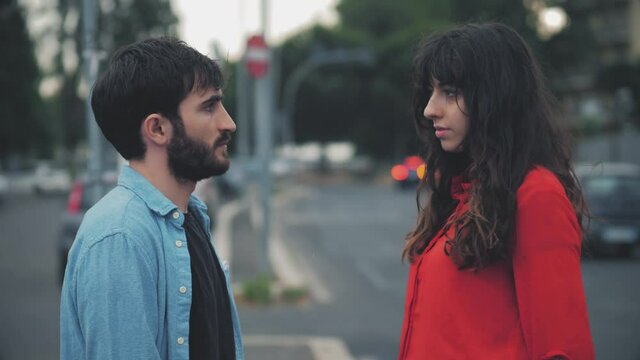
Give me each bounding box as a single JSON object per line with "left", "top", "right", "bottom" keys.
{"left": 245, "top": 35, "right": 269, "bottom": 78}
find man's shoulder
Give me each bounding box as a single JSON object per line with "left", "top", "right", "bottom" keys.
{"left": 76, "top": 186, "right": 161, "bottom": 248}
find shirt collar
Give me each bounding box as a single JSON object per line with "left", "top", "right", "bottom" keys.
{"left": 450, "top": 175, "right": 472, "bottom": 202}
{"left": 117, "top": 165, "right": 207, "bottom": 216}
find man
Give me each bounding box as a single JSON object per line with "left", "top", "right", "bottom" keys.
{"left": 60, "top": 37, "right": 244, "bottom": 360}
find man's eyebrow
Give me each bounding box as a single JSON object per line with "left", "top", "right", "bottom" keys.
{"left": 202, "top": 94, "right": 224, "bottom": 106}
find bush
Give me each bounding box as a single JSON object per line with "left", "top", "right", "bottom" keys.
{"left": 241, "top": 276, "right": 272, "bottom": 304}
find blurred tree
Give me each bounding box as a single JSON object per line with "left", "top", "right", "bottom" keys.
{"left": 279, "top": 0, "right": 451, "bottom": 160}
{"left": 47, "top": 0, "right": 178, "bottom": 152}
{"left": 0, "top": 0, "right": 48, "bottom": 163}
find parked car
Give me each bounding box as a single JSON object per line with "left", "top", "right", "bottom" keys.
{"left": 576, "top": 162, "right": 640, "bottom": 258}
{"left": 32, "top": 163, "right": 72, "bottom": 195}
{"left": 58, "top": 172, "right": 118, "bottom": 283}
{"left": 390, "top": 155, "right": 426, "bottom": 190}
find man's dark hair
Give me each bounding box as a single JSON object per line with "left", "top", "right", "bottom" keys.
{"left": 91, "top": 37, "right": 225, "bottom": 160}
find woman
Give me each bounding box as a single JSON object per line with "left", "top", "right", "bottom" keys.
{"left": 398, "top": 23, "right": 594, "bottom": 359}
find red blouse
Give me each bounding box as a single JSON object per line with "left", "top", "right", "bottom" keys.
{"left": 398, "top": 166, "right": 594, "bottom": 360}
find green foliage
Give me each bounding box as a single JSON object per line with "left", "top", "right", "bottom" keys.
{"left": 48, "top": 0, "right": 178, "bottom": 151}
{"left": 278, "top": 0, "right": 453, "bottom": 159}
{"left": 595, "top": 62, "right": 640, "bottom": 126}
{"left": 241, "top": 275, "right": 273, "bottom": 305}
{"left": 280, "top": 286, "right": 309, "bottom": 303}
{"left": 0, "top": 1, "right": 45, "bottom": 161}
{"left": 274, "top": 0, "right": 597, "bottom": 159}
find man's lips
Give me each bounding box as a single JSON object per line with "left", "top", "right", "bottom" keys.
{"left": 214, "top": 137, "right": 231, "bottom": 148}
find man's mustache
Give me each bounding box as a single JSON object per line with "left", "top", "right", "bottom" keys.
{"left": 214, "top": 131, "right": 232, "bottom": 147}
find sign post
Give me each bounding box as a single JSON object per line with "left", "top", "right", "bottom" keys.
{"left": 246, "top": 34, "right": 273, "bottom": 276}
{"left": 245, "top": 35, "right": 269, "bottom": 79}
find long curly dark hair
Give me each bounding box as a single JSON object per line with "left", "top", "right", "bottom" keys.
{"left": 402, "top": 23, "right": 587, "bottom": 269}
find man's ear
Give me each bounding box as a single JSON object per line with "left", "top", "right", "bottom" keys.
{"left": 140, "top": 113, "right": 172, "bottom": 146}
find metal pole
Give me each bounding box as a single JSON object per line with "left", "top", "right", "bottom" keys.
{"left": 236, "top": 56, "right": 251, "bottom": 158}
{"left": 82, "top": 0, "right": 102, "bottom": 203}
{"left": 255, "top": 0, "right": 272, "bottom": 275}
{"left": 261, "top": 0, "right": 269, "bottom": 39}
{"left": 255, "top": 71, "right": 272, "bottom": 276}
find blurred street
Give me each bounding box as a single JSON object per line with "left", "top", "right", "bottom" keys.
{"left": 0, "top": 194, "right": 63, "bottom": 360}
{"left": 1, "top": 177, "right": 640, "bottom": 359}
{"left": 237, "top": 178, "right": 412, "bottom": 360}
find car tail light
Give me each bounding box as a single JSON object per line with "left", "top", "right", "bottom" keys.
{"left": 417, "top": 164, "right": 426, "bottom": 180}
{"left": 405, "top": 156, "right": 423, "bottom": 171}
{"left": 391, "top": 165, "right": 409, "bottom": 181}
{"left": 67, "top": 181, "right": 84, "bottom": 215}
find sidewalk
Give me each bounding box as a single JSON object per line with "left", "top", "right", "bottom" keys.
{"left": 213, "top": 187, "right": 355, "bottom": 360}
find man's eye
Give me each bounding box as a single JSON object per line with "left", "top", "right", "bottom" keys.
{"left": 204, "top": 103, "right": 216, "bottom": 112}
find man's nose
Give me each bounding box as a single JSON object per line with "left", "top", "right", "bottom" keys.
{"left": 220, "top": 107, "right": 237, "bottom": 133}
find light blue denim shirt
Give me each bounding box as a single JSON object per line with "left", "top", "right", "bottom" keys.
{"left": 60, "top": 166, "right": 244, "bottom": 360}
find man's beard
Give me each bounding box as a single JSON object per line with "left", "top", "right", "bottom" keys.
{"left": 167, "top": 120, "right": 231, "bottom": 183}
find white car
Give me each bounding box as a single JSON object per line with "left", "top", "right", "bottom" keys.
{"left": 32, "top": 163, "right": 71, "bottom": 195}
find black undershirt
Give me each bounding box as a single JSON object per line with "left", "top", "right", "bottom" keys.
{"left": 183, "top": 209, "right": 236, "bottom": 360}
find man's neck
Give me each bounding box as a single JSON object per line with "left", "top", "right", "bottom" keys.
{"left": 129, "top": 160, "right": 195, "bottom": 213}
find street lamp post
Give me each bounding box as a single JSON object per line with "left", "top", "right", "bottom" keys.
{"left": 82, "top": 0, "right": 103, "bottom": 204}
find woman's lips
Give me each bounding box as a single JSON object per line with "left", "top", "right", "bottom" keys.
{"left": 434, "top": 127, "right": 449, "bottom": 138}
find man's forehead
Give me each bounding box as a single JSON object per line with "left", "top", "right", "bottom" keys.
{"left": 192, "top": 87, "right": 222, "bottom": 97}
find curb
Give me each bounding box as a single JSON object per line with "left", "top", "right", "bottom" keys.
{"left": 212, "top": 197, "right": 248, "bottom": 269}
{"left": 271, "top": 185, "right": 332, "bottom": 303}
{"left": 215, "top": 186, "right": 332, "bottom": 304}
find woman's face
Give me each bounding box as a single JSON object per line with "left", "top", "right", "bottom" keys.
{"left": 423, "top": 79, "right": 469, "bottom": 153}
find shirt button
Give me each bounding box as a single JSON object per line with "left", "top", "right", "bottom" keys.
{"left": 175, "top": 240, "right": 183, "bottom": 248}
{"left": 172, "top": 211, "right": 180, "bottom": 219}
{"left": 177, "top": 337, "right": 185, "bottom": 345}
{"left": 179, "top": 286, "right": 187, "bottom": 294}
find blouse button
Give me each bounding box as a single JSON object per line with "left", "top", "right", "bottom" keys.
{"left": 177, "top": 337, "right": 185, "bottom": 345}
{"left": 172, "top": 211, "right": 180, "bottom": 219}
{"left": 175, "top": 240, "right": 183, "bottom": 248}
{"left": 179, "top": 286, "right": 187, "bottom": 294}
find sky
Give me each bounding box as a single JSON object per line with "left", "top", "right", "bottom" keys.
{"left": 172, "top": 0, "right": 340, "bottom": 61}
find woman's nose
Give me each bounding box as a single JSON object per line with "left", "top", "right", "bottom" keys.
{"left": 424, "top": 95, "right": 441, "bottom": 120}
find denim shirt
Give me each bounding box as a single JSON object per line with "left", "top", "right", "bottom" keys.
{"left": 60, "top": 166, "right": 244, "bottom": 360}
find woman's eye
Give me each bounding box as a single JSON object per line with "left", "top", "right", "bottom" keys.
{"left": 444, "top": 88, "right": 458, "bottom": 97}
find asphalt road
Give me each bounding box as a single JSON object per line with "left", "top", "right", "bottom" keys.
{"left": 0, "top": 194, "right": 64, "bottom": 360}
{"left": 1, "top": 183, "right": 639, "bottom": 360}
{"left": 238, "top": 181, "right": 414, "bottom": 360}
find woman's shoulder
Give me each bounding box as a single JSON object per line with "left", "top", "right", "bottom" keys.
{"left": 517, "top": 165, "right": 566, "bottom": 203}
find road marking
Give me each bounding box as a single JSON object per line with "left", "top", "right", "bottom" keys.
{"left": 272, "top": 186, "right": 333, "bottom": 304}
{"left": 354, "top": 258, "right": 390, "bottom": 292}
{"left": 244, "top": 335, "right": 355, "bottom": 360}
{"left": 212, "top": 198, "right": 248, "bottom": 269}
